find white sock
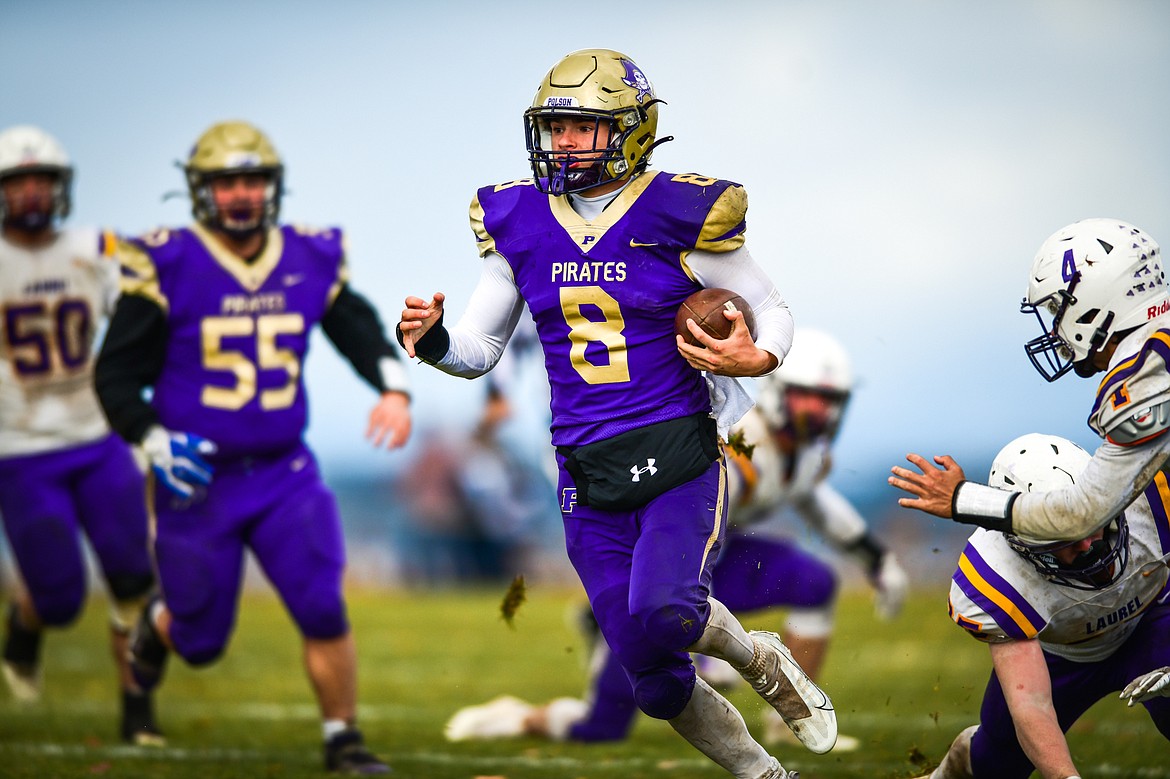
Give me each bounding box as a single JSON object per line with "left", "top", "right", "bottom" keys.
{"left": 669, "top": 677, "right": 777, "bottom": 779}
{"left": 323, "top": 719, "right": 349, "bottom": 741}
{"left": 686, "top": 597, "right": 754, "bottom": 666}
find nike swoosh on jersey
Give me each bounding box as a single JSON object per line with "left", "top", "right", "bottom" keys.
{"left": 629, "top": 240, "right": 659, "bottom": 248}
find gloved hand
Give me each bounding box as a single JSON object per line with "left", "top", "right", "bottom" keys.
{"left": 141, "top": 425, "right": 217, "bottom": 500}
{"left": 872, "top": 552, "right": 910, "bottom": 621}
{"left": 1120, "top": 666, "right": 1170, "bottom": 706}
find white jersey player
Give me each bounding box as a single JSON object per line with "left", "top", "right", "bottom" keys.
{"left": 891, "top": 218, "right": 1170, "bottom": 544}
{"left": 915, "top": 433, "right": 1170, "bottom": 779}
{"left": 0, "top": 125, "right": 160, "bottom": 744}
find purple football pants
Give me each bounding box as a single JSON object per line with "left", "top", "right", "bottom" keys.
{"left": 565, "top": 525, "right": 839, "bottom": 740}
{"left": 152, "top": 444, "right": 348, "bottom": 666}
{"left": 971, "top": 595, "right": 1170, "bottom": 777}
{"left": 558, "top": 453, "right": 727, "bottom": 721}
{"left": 0, "top": 434, "right": 153, "bottom": 625}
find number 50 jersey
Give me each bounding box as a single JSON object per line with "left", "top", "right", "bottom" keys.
{"left": 472, "top": 171, "right": 748, "bottom": 448}
{"left": 117, "top": 224, "right": 348, "bottom": 460}
{"left": 0, "top": 228, "right": 120, "bottom": 457}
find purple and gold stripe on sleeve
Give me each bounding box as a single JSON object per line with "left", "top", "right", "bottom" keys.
{"left": 952, "top": 543, "right": 1046, "bottom": 640}
{"left": 1144, "top": 471, "right": 1170, "bottom": 554}
{"left": 1091, "top": 329, "right": 1170, "bottom": 421}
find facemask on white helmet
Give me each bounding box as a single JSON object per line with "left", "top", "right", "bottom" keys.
{"left": 1022, "top": 218, "right": 1166, "bottom": 381}
{"left": 988, "top": 432, "right": 1129, "bottom": 590}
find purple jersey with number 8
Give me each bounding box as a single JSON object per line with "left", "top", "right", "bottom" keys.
{"left": 471, "top": 171, "right": 748, "bottom": 447}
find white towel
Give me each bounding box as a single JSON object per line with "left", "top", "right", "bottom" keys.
{"left": 706, "top": 373, "right": 754, "bottom": 439}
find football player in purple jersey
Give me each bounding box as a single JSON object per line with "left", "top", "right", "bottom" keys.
{"left": 0, "top": 125, "right": 161, "bottom": 744}
{"left": 94, "top": 121, "right": 412, "bottom": 774}
{"left": 399, "top": 49, "right": 834, "bottom": 779}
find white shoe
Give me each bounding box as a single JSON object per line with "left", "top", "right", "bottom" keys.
{"left": 443, "top": 695, "right": 535, "bottom": 741}
{"left": 2, "top": 659, "right": 41, "bottom": 703}
{"left": 735, "top": 631, "right": 836, "bottom": 754}
{"left": 765, "top": 714, "right": 859, "bottom": 752}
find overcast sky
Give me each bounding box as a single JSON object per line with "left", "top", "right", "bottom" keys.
{"left": 5, "top": 0, "right": 1169, "bottom": 495}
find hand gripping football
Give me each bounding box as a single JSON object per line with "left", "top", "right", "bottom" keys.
{"left": 675, "top": 288, "right": 757, "bottom": 346}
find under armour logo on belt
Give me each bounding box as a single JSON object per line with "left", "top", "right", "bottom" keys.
{"left": 630, "top": 459, "right": 658, "bottom": 482}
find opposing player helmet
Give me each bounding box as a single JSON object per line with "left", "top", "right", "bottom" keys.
{"left": 524, "top": 49, "right": 668, "bottom": 195}
{"left": 988, "top": 432, "right": 1129, "bottom": 590}
{"left": 0, "top": 124, "right": 73, "bottom": 228}
{"left": 1022, "top": 218, "right": 1165, "bottom": 381}
{"left": 184, "top": 120, "right": 283, "bottom": 234}
{"left": 756, "top": 328, "right": 853, "bottom": 441}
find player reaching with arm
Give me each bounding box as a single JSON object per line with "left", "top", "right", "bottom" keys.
{"left": 890, "top": 219, "right": 1170, "bottom": 544}
{"left": 911, "top": 433, "right": 1170, "bottom": 779}
{"left": 0, "top": 125, "right": 162, "bottom": 744}
{"left": 400, "top": 49, "right": 832, "bottom": 779}
{"left": 94, "top": 121, "right": 411, "bottom": 774}
{"left": 445, "top": 328, "right": 908, "bottom": 750}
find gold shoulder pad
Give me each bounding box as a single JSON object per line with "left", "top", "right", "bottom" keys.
{"left": 470, "top": 193, "right": 495, "bottom": 258}
{"left": 695, "top": 184, "right": 748, "bottom": 253}
{"left": 113, "top": 235, "right": 168, "bottom": 313}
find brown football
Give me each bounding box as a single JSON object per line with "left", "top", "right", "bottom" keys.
{"left": 674, "top": 288, "right": 757, "bottom": 346}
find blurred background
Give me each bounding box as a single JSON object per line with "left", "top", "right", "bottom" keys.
{"left": 4, "top": 0, "right": 1169, "bottom": 588}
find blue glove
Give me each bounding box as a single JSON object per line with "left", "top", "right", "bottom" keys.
{"left": 141, "top": 426, "right": 218, "bottom": 500}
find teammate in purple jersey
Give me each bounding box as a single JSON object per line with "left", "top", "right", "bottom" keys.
{"left": 94, "top": 121, "right": 412, "bottom": 775}
{"left": 399, "top": 49, "right": 834, "bottom": 779}
{"left": 0, "top": 125, "right": 161, "bottom": 744}
{"left": 912, "top": 433, "right": 1170, "bottom": 779}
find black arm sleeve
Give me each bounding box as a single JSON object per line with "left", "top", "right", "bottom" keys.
{"left": 320, "top": 284, "right": 404, "bottom": 393}
{"left": 94, "top": 295, "right": 169, "bottom": 444}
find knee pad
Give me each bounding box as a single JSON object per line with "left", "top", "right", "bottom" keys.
{"left": 632, "top": 666, "right": 695, "bottom": 720}
{"left": 291, "top": 589, "right": 349, "bottom": 640}
{"left": 107, "top": 572, "right": 155, "bottom": 602}
{"left": 639, "top": 602, "right": 706, "bottom": 652}
{"left": 32, "top": 590, "right": 84, "bottom": 628}
{"left": 181, "top": 643, "right": 226, "bottom": 668}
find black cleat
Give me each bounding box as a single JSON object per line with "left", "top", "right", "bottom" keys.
{"left": 2, "top": 605, "right": 42, "bottom": 702}
{"left": 324, "top": 728, "right": 391, "bottom": 775}
{"left": 121, "top": 689, "right": 165, "bottom": 746}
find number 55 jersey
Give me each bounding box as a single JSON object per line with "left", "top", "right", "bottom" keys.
{"left": 0, "top": 228, "right": 120, "bottom": 456}
{"left": 115, "top": 223, "right": 348, "bottom": 460}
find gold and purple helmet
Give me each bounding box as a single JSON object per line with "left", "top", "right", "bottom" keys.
{"left": 524, "top": 49, "right": 669, "bottom": 195}
{"left": 184, "top": 120, "right": 283, "bottom": 234}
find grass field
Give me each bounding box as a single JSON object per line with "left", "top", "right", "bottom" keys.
{"left": 1, "top": 585, "right": 1166, "bottom": 778}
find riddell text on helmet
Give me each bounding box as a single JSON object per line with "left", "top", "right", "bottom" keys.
{"left": 1148, "top": 300, "right": 1170, "bottom": 320}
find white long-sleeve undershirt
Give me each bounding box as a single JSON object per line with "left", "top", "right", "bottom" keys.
{"left": 436, "top": 245, "right": 793, "bottom": 378}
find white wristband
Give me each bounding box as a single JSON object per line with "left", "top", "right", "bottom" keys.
{"left": 953, "top": 481, "right": 1015, "bottom": 520}
{"left": 379, "top": 356, "right": 412, "bottom": 395}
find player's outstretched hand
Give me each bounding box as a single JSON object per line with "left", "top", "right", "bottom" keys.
{"left": 1120, "top": 666, "right": 1170, "bottom": 706}
{"left": 872, "top": 552, "right": 910, "bottom": 621}
{"left": 141, "top": 425, "right": 217, "bottom": 500}
{"left": 888, "top": 453, "right": 966, "bottom": 518}
{"left": 398, "top": 293, "right": 445, "bottom": 359}
{"left": 368, "top": 391, "right": 412, "bottom": 449}
{"left": 676, "top": 311, "right": 776, "bottom": 377}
